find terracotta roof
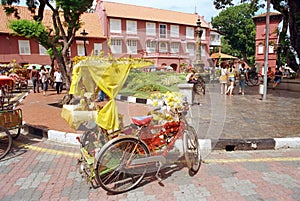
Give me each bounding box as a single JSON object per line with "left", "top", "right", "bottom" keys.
{"left": 102, "top": 1, "right": 209, "bottom": 28}
{"left": 0, "top": 6, "right": 104, "bottom": 38}
{"left": 253, "top": 12, "right": 282, "bottom": 19}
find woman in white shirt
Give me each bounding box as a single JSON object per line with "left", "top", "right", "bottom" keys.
{"left": 54, "top": 68, "right": 63, "bottom": 94}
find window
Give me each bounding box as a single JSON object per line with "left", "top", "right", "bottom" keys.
{"left": 159, "top": 42, "right": 168, "bottom": 52}
{"left": 111, "top": 39, "right": 122, "bottom": 54}
{"left": 146, "top": 40, "right": 156, "bottom": 53}
{"left": 170, "top": 42, "right": 180, "bottom": 53}
{"left": 170, "top": 25, "right": 179, "bottom": 38}
{"left": 110, "top": 19, "right": 121, "bottom": 33}
{"left": 126, "top": 20, "right": 137, "bottom": 35}
{"left": 201, "top": 45, "right": 206, "bottom": 56}
{"left": 126, "top": 40, "right": 137, "bottom": 54}
{"left": 186, "top": 43, "right": 195, "bottom": 56}
{"left": 146, "top": 22, "right": 156, "bottom": 36}
{"left": 269, "top": 44, "right": 274, "bottom": 53}
{"left": 39, "top": 44, "right": 48, "bottom": 55}
{"left": 186, "top": 27, "right": 194, "bottom": 39}
{"left": 94, "top": 43, "right": 102, "bottom": 56}
{"left": 201, "top": 29, "right": 206, "bottom": 40}
{"left": 258, "top": 43, "right": 264, "bottom": 54}
{"left": 18, "top": 40, "right": 31, "bottom": 55}
{"left": 77, "top": 44, "right": 85, "bottom": 56}
{"left": 159, "top": 24, "right": 167, "bottom": 38}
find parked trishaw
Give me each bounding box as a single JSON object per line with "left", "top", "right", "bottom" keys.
{"left": 63, "top": 57, "right": 201, "bottom": 193}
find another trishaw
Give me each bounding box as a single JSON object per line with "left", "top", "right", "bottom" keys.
{"left": 62, "top": 57, "right": 201, "bottom": 193}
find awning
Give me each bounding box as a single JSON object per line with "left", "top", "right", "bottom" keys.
{"left": 210, "top": 52, "right": 238, "bottom": 59}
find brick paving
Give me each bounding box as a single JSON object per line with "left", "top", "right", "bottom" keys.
{"left": 0, "top": 136, "right": 299, "bottom": 201}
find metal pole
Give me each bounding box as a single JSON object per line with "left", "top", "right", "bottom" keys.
{"left": 263, "top": 0, "right": 270, "bottom": 101}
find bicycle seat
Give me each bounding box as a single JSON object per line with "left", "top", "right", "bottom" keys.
{"left": 131, "top": 115, "right": 152, "bottom": 126}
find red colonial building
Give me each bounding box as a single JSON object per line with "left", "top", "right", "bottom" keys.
{"left": 253, "top": 12, "right": 283, "bottom": 72}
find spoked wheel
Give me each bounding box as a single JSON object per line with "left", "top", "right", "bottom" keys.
{"left": 0, "top": 126, "right": 13, "bottom": 160}
{"left": 183, "top": 125, "right": 201, "bottom": 174}
{"left": 95, "top": 137, "right": 150, "bottom": 194}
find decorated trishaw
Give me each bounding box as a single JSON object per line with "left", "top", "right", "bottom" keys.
{"left": 63, "top": 57, "right": 201, "bottom": 193}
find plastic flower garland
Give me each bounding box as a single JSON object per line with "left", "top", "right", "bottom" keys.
{"left": 149, "top": 91, "right": 186, "bottom": 123}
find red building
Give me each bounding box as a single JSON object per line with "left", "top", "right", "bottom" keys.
{"left": 0, "top": 1, "right": 220, "bottom": 71}
{"left": 253, "top": 12, "right": 282, "bottom": 72}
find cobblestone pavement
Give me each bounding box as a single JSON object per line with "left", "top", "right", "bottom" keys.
{"left": 0, "top": 134, "right": 299, "bottom": 201}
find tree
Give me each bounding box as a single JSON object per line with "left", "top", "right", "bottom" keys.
{"left": 211, "top": 3, "right": 257, "bottom": 64}
{"left": 213, "top": 0, "right": 300, "bottom": 74}
{"left": 2, "top": 0, "right": 94, "bottom": 102}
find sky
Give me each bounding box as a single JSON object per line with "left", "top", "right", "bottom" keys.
{"left": 105, "top": 0, "right": 220, "bottom": 22}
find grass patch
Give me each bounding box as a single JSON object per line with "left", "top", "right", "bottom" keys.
{"left": 119, "top": 70, "right": 186, "bottom": 99}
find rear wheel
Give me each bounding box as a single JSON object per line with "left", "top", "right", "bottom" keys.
{"left": 0, "top": 126, "right": 13, "bottom": 160}
{"left": 183, "top": 125, "right": 201, "bottom": 174}
{"left": 95, "top": 137, "right": 150, "bottom": 194}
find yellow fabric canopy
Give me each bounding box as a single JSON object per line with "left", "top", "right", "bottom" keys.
{"left": 68, "top": 57, "right": 153, "bottom": 131}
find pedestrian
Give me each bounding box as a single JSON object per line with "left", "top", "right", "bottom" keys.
{"left": 54, "top": 68, "right": 63, "bottom": 94}
{"left": 267, "top": 67, "right": 274, "bottom": 86}
{"left": 186, "top": 69, "right": 198, "bottom": 84}
{"left": 219, "top": 62, "right": 228, "bottom": 94}
{"left": 225, "top": 63, "right": 236, "bottom": 96}
{"left": 40, "top": 65, "right": 49, "bottom": 96}
{"left": 238, "top": 63, "right": 248, "bottom": 95}
{"left": 31, "top": 65, "right": 40, "bottom": 93}
{"left": 272, "top": 68, "right": 283, "bottom": 90}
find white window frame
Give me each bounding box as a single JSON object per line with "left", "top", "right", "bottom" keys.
{"left": 18, "top": 40, "right": 31, "bottom": 55}
{"left": 201, "top": 44, "right": 206, "bottom": 56}
{"left": 258, "top": 43, "right": 264, "bottom": 54}
{"left": 77, "top": 44, "right": 85, "bottom": 56}
{"left": 170, "top": 25, "right": 179, "bottom": 38}
{"left": 146, "top": 22, "right": 156, "bottom": 36}
{"left": 126, "top": 40, "right": 137, "bottom": 54}
{"left": 186, "top": 43, "right": 195, "bottom": 56}
{"left": 159, "top": 42, "right": 168, "bottom": 53}
{"left": 186, "top": 27, "right": 194, "bottom": 39}
{"left": 201, "top": 29, "right": 206, "bottom": 40}
{"left": 111, "top": 39, "right": 122, "bottom": 54}
{"left": 110, "top": 19, "right": 121, "bottom": 33}
{"left": 126, "top": 20, "right": 137, "bottom": 35}
{"left": 159, "top": 24, "right": 167, "bottom": 39}
{"left": 146, "top": 40, "right": 156, "bottom": 53}
{"left": 94, "top": 43, "right": 103, "bottom": 56}
{"left": 39, "top": 44, "right": 48, "bottom": 55}
{"left": 170, "top": 42, "right": 180, "bottom": 53}
{"left": 269, "top": 44, "right": 274, "bottom": 53}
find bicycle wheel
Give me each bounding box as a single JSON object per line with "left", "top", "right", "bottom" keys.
{"left": 95, "top": 137, "right": 150, "bottom": 194}
{"left": 183, "top": 125, "right": 201, "bottom": 174}
{"left": 0, "top": 126, "right": 13, "bottom": 160}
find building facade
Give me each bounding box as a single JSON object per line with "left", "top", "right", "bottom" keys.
{"left": 253, "top": 12, "right": 282, "bottom": 72}
{"left": 0, "top": 2, "right": 220, "bottom": 72}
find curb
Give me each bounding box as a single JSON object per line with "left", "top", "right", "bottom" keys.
{"left": 23, "top": 124, "right": 300, "bottom": 151}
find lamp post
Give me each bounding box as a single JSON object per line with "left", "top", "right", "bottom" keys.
{"left": 80, "top": 29, "right": 88, "bottom": 56}
{"left": 194, "top": 18, "right": 204, "bottom": 73}
{"left": 262, "top": 0, "right": 270, "bottom": 101}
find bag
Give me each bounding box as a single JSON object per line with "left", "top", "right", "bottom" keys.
{"left": 220, "top": 75, "right": 227, "bottom": 81}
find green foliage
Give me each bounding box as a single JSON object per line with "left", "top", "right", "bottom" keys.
{"left": 9, "top": 19, "right": 48, "bottom": 40}
{"left": 120, "top": 71, "right": 186, "bottom": 99}
{"left": 211, "top": 3, "right": 256, "bottom": 64}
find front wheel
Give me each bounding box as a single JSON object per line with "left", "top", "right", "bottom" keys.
{"left": 0, "top": 126, "right": 13, "bottom": 160}
{"left": 95, "top": 137, "right": 150, "bottom": 194}
{"left": 183, "top": 125, "right": 201, "bottom": 174}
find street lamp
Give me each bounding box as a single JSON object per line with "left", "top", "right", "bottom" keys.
{"left": 80, "top": 29, "right": 88, "bottom": 56}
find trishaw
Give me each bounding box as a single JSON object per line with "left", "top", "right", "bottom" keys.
{"left": 0, "top": 76, "right": 23, "bottom": 159}
{"left": 64, "top": 57, "right": 201, "bottom": 193}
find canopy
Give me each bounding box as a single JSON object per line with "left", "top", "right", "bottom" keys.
{"left": 68, "top": 57, "right": 153, "bottom": 131}
{"left": 210, "top": 52, "right": 238, "bottom": 59}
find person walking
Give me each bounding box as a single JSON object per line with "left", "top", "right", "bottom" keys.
{"left": 40, "top": 65, "right": 49, "bottom": 96}
{"left": 31, "top": 65, "right": 40, "bottom": 93}
{"left": 225, "top": 63, "right": 236, "bottom": 96}
{"left": 272, "top": 68, "right": 283, "bottom": 89}
{"left": 219, "top": 62, "right": 228, "bottom": 94}
{"left": 54, "top": 68, "right": 63, "bottom": 94}
{"left": 238, "top": 63, "right": 248, "bottom": 95}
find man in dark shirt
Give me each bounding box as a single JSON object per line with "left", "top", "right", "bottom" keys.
{"left": 272, "top": 68, "right": 283, "bottom": 89}
{"left": 31, "top": 66, "right": 40, "bottom": 93}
